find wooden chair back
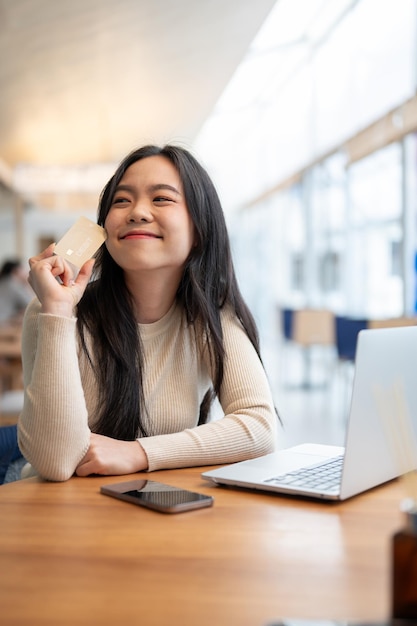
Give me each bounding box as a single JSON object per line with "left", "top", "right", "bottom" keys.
{"left": 292, "top": 309, "right": 335, "bottom": 347}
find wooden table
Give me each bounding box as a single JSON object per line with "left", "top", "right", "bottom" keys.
{"left": 0, "top": 468, "right": 406, "bottom": 626}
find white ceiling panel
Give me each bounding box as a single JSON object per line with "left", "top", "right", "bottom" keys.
{"left": 0, "top": 0, "right": 276, "bottom": 167}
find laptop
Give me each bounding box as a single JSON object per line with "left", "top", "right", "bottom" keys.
{"left": 202, "top": 325, "right": 417, "bottom": 501}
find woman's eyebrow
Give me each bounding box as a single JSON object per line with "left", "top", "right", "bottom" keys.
{"left": 114, "top": 183, "right": 181, "bottom": 195}
{"left": 148, "top": 183, "right": 181, "bottom": 195}
{"left": 114, "top": 184, "right": 135, "bottom": 194}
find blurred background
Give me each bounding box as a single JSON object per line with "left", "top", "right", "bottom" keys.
{"left": 0, "top": 0, "right": 416, "bottom": 443}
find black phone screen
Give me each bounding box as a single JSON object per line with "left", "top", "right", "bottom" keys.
{"left": 101, "top": 480, "right": 214, "bottom": 513}
{"left": 124, "top": 488, "right": 211, "bottom": 507}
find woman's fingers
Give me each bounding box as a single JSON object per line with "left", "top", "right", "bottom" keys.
{"left": 67, "top": 259, "right": 96, "bottom": 304}
{"left": 28, "top": 243, "right": 56, "bottom": 268}
{"left": 28, "top": 253, "right": 68, "bottom": 289}
{"left": 27, "top": 247, "right": 95, "bottom": 314}
{"left": 26, "top": 239, "right": 97, "bottom": 317}
{"left": 77, "top": 258, "right": 96, "bottom": 287}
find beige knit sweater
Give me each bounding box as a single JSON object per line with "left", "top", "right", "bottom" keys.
{"left": 18, "top": 298, "right": 278, "bottom": 481}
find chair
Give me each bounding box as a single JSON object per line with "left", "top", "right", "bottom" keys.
{"left": 334, "top": 315, "right": 368, "bottom": 419}
{"left": 0, "top": 323, "right": 23, "bottom": 425}
{"left": 292, "top": 309, "right": 335, "bottom": 347}
{"left": 289, "top": 308, "right": 336, "bottom": 388}
{"left": 281, "top": 308, "right": 294, "bottom": 341}
{"left": 334, "top": 316, "right": 368, "bottom": 363}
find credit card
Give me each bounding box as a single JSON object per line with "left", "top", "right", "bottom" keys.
{"left": 54, "top": 216, "right": 107, "bottom": 269}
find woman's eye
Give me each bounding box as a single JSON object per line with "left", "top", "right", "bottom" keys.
{"left": 154, "top": 196, "right": 172, "bottom": 204}
{"left": 112, "top": 197, "right": 129, "bottom": 205}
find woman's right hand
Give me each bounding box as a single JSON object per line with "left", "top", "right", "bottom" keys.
{"left": 28, "top": 244, "right": 95, "bottom": 317}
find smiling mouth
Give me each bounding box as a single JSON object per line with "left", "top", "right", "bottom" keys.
{"left": 121, "top": 233, "right": 161, "bottom": 240}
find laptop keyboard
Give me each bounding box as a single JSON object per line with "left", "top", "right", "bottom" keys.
{"left": 264, "top": 455, "right": 344, "bottom": 492}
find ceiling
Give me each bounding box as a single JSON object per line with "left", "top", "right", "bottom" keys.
{"left": 0, "top": 0, "right": 276, "bottom": 173}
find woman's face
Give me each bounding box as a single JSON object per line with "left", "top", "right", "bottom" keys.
{"left": 104, "top": 155, "right": 196, "bottom": 276}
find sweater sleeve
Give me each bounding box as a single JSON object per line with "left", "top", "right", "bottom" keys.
{"left": 139, "top": 309, "right": 278, "bottom": 471}
{"left": 17, "top": 299, "right": 91, "bottom": 481}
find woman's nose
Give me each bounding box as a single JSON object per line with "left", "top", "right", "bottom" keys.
{"left": 128, "top": 201, "right": 153, "bottom": 222}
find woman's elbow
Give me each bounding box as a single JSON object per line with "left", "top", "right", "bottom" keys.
{"left": 18, "top": 427, "right": 89, "bottom": 482}
{"left": 18, "top": 439, "right": 79, "bottom": 482}
{"left": 39, "top": 466, "right": 75, "bottom": 482}
{"left": 21, "top": 455, "right": 75, "bottom": 482}
{"left": 254, "top": 433, "right": 277, "bottom": 457}
{"left": 254, "top": 409, "right": 279, "bottom": 456}
{"left": 233, "top": 405, "right": 279, "bottom": 457}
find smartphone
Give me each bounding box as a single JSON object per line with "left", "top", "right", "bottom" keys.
{"left": 100, "top": 479, "right": 214, "bottom": 514}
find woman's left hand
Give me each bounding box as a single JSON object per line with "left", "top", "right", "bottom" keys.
{"left": 75, "top": 433, "right": 149, "bottom": 476}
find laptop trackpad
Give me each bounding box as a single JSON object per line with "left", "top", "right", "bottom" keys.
{"left": 203, "top": 443, "right": 344, "bottom": 483}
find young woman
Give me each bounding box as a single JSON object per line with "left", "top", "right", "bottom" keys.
{"left": 18, "top": 144, "right": 278, "bottom": 481}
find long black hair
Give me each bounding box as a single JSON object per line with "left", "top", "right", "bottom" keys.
{"left": 76, "top": 144, "right": 263, "bottom": 440}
